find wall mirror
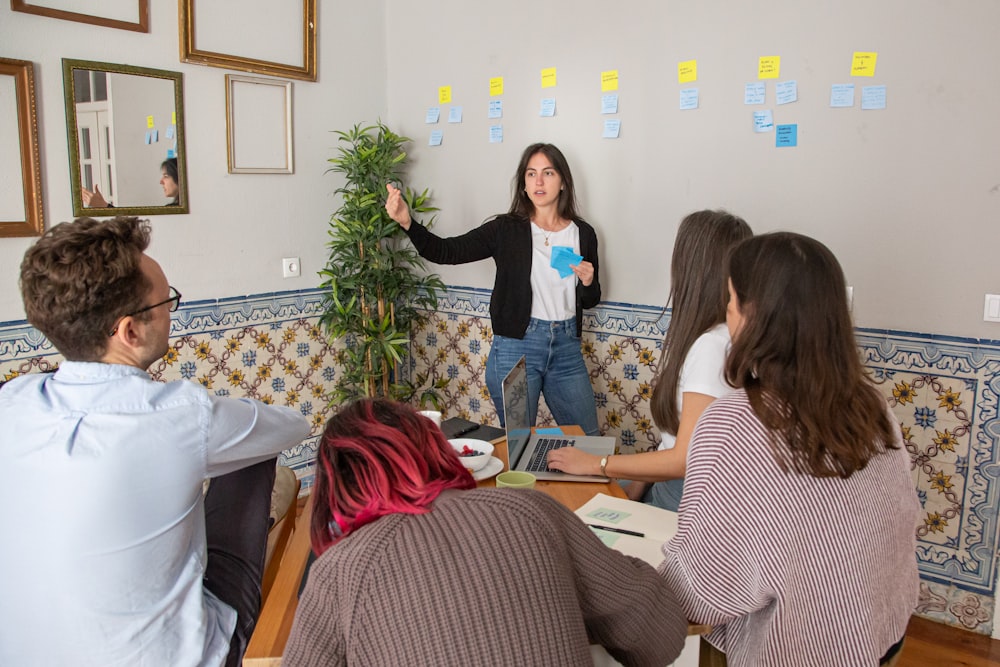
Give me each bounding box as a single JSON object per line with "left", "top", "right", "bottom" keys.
{"left": 11, "top": 0, "right": 150, "bottom": 33}
{"left": 62, "top": 58, "right": 188, "bottom": 216}
{"left": 0, "top": 57, "right": 45, "bottom": 237}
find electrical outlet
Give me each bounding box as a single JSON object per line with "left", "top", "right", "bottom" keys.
{"left": 282, "top": 257, "right": 300, "bottom": 278}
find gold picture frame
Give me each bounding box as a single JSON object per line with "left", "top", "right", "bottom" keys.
{"left": 179, "top": 0, "right": 317, "bottom": 82}
{"left": 10, "top": 0, "right": 150, "bottom": 33}
{"left": 0, "top": 57, "right": 44, "bottom": 238}
{"left": 225, "top": 74, "right": 294, "bottom": 174}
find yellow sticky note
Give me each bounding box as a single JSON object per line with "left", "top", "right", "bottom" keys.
{"left": 758, "top": 56, "right": 780, "bottom": 79}
{"left": 489, "top": 77, "right": 504, "bottom": 96}
{"left": 600, "top": 70, "right": 619, "bottom": 92}
{"left": 438, "top": 86, "right": 452, "bottom": 104}
{"left": 541, "top": 67, "right": 557, "bottom": 88}
{"left": 172, "top": 112, "right": 176, "bottom": 124}
{"left": 851, "top": 52, "right": 878, "bottom": 77}
{"left": 146, "top": 115, "right": 155, "bottom": 129}
{"left": 677, "top": 60, "right": 697, "bottom": 84}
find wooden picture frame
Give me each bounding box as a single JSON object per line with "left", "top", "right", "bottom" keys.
{"left": 225, "top": 74, "right": 294, "bottom": 174}
{"left": 0, "top": 57, "right": 44, "bottom": 238}
{"left": 10, "top": 0, "right": 149, "bottom": 33}
{"left": 179, "top": 0, "right": 317, "bottom": 82}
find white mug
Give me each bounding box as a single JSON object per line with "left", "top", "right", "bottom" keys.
{"left": 417, "top": 410, "right": 442, "bottom": 427}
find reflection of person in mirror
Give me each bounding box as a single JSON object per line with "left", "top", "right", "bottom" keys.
{"left": 283, "top": 397, "right": 687, "bottom": 667}
{"left": 82, "top": 157, "right": 180, "bottom": 207}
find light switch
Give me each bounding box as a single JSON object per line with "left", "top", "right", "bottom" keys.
{"left": 984, "top": 294, "right": 1000, "bottom": 322}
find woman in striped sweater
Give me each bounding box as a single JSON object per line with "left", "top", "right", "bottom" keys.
{"left": 658, "top": 232, "right": 919, "bottom": 666}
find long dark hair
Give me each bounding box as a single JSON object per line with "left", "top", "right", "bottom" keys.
{"left": 650, "top": 210, "right": 751, "bottom": 434}
{"left": 161, "top": 158, "right": 179, "bottom": 205}
{"left": 310, "top": 398, "right": 476, "bottom": 555}
{"left": 507, "top": 143, "right": 584, "bottom": 222}
{"left": 725, "top": 232, "right": 897, "bottom": 477}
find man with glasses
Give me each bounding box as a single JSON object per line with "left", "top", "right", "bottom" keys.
{"left": 0, "top": 217, "right": 311, "bottom": 666}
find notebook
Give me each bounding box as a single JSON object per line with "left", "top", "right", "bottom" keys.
{"left": 501, "top": 355, "right": 616, "bottom": 482}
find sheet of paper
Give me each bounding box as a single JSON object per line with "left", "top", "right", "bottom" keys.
{"left": 830, "top": 84, "right": 855, "bottom": 108}
{"left": 744, "top": 82, "right": 765, "bottom": 105}
{"left": 575, "top": 493, "right": 680, "bottom": 568}
{"left": 550, "top": 246, "right": 582, "bottom": 278}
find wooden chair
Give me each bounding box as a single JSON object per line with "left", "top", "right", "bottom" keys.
{"left": 261, "top": 466, "right": 300, "bottom": 603}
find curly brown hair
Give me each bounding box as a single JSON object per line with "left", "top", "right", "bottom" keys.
{"left": 20, "top": 216, "right": 152, "bottom": 361}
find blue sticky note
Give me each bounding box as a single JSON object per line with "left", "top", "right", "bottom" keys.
{"left": 536, "top": 427, "right": 564, "bottom": 435}
{"left": 830, "top": 84, "right": 855, "bottom": 108}
{"left": 144, "top": 131, "right": 151, "bottom": 145}
{"left": 425, "top": 107, "right": 440, "bottom": 123}
{"left": 488, "top": 99, "right": 502, "bottom": 119}
{"left": 151, "top": 129, "right": 159, "bottom": 143}
{"left": 776, "top": 124, "right": 798, "bottom": 147}
{"left": 448, "top": 106, "right": 463, "bottom": 123}
{"left": 429, "top": 130, "right": 443, "bottom": 146}
{"left": 744, "top": 82, "right": 765, "bottom": 105}
{"left": 166, "top": 149, "right": 176, "bottom": 158}
{"left": 601, "top": 93, "right": 619, "bottom": 114}
{"left": 775, "top": 80, "right": 797, "bottom": 105}
{"left": 753, "top": 110, "right": 774, "bottom": 133}
{"left": 489, "top": 124, "right": 503, "bottom": 144}
{"left": 679, "top": 88, "right": 699, "bottom": 110}
{"left": 165, "top": 126, "right": 175, "bottom": 139}
{"left": 602, "top": 119, "right": 621, "bottom": 138}
{"left": 540, "top": 98, "right": 556, "bottom": 117}
{"left": 550, "top": 246, "right": 583, "bottom": 278}
{"left": 861, "top": 85, "right": 886, "bottom": 110}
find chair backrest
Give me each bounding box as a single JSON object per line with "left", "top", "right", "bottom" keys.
{"left": 261, "top": 467, "right": 301, "bottom": 602}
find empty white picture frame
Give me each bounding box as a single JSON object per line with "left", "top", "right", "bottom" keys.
{"left": 225, "top": 74, "right": 293, "bottom": 174}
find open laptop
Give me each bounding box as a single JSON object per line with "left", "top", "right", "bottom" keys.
{"left": 501, "top": 355, "right": 616, "bottom": 482}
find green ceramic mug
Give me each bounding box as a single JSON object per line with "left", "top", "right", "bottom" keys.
{"left": 495, "top": 471, "right": 536, "bottom": 489}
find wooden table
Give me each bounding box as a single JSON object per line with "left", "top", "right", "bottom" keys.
{"left": 244, "top": 426, "right": 638, "bottom": 665}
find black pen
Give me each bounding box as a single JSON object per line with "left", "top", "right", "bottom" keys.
{"left": 587, "top": 524, "right": 645, "bottom": 538}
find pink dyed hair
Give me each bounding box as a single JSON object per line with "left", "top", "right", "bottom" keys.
{"left": 310, "top": 398, "right": 476, "bottom": 555}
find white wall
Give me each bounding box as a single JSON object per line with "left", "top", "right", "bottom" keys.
{"left": 0, "top": 1, "right": 388, "bottom": 321}
{"left": 384, "top": 0, "right": 1000, "bottom": 340}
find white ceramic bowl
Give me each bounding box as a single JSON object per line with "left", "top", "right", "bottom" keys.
{"left": 450, "top": 438, "right": 494, "bottom": 473}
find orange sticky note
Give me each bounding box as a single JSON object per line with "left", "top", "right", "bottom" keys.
{"left": 489, "top": 77, "right": 504, "bottom": 96}
{"left": 438, "top": 86, "right": 452, "bottom": 104}
{"left": 677, "top": 60, "right": 697, "bottom": 84}
{"left": 851, "top": 52, "right": 877, "bottom": 77}
{"left": 541, "top": 67, "right": 557, "bottom": 88}
{"left": 600, "top": 70, "right": 619, "bottom": 92}
{"left": 758, "top": 56, "right": 780, "bottom": 79}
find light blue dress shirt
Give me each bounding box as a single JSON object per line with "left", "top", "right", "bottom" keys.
{"left": 0, "top": 362, "right": 311, "bottom": 666}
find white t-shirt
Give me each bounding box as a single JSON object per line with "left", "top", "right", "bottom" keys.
{"left": 658, "top": 323, "right": 734, "bottom": 450}
{"left": 529, "top": 221, "right": 579, "bottom": 322}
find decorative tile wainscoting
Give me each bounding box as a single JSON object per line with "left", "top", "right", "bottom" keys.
{"left": 3, "top": 285, "right": 1000, "bottom": 634}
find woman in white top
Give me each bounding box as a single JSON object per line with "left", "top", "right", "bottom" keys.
{"left": 547, "top": 210, "right": 751, "bottom": 510}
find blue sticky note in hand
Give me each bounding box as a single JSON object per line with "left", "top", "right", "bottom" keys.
{"left": 550, "top": 246, "right": 582, "bottom": 278}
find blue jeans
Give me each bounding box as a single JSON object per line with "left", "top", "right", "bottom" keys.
{"left": 485, "top": 317, "right": 600, "bottom": 435}
{"left": 644, "top": 478, "right": 685, "bottom": 512}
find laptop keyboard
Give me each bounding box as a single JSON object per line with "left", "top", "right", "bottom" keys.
{"left": 524, "top": 437, "right": 572, "bottom": 472}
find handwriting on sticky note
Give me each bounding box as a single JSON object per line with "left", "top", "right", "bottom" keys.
{"left": 425, "top": 107, "right": 440, "bottom": 124}
{"left": 438, "top": 86, "right": 452, "bottom": 104}
{"left": 540, "top": 98, "right": 556, "bottom": 117}
{"left": 429, "top": 130, "right": 443, "bottom": 146}
{"left": 489, "top": 124, "right": 503, "bottom": 144}
{"left": 541, "top": 67, "right": 557, "bottom": 88}
{"left": 601, "top": 94, "right": 618, "bottom": 114}
{"left": 753, "top": 110, "right": 774, "bottom": 133}
{"left": 488, "top": 99, "right": 503, "bottom": 119}
{"left": 489, "top": 77, "right": 504, "bottom": 96}
{"left": 602, "top": 119, "right": 621, "bottom": 139}
{"left": 776, "top": 124, "right": 798, "bottom": 147}
{"left": 678, "top": 59, "right": 697, "bottom": 84}
{"left": 861, "top": 85, "right": 886, "bottom": 110}
{"left": 830, "top": 84, "right": 855, "bottom": 108}
{"left": 745, "top": 82, "right": 765, "bottom": 105}
{"left": 601, "top": 70, "right": 619, "bottom": 92}
{"left": 758, "top": 56, "right": 780, "bottom": 79}
{"left": 775, "top": 80, "right": 797, "bottom": 105}
{"left": 146, "top": 115, "right": 154, "bottom": 129}
{"left": 587, "top": 508, "right": 632, "bottom": 525}
{"left": 851, "top": 52, "right": 877, "bottom": 77}
{"left": 448, "top": 106, "right": 463, "bottom": 123}
{"left": 679, "top": 88, "right": 699, "bottom": 110}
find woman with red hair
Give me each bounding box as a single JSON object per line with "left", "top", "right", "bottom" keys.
{"left": 283, "top": 398, "right": 687, "bottom": 667}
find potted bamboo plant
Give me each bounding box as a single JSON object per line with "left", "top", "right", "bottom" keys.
{"left": 319, "top": 122, "right": 446, "bottom": 405}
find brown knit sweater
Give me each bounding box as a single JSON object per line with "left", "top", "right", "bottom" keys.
{"left": 283, "top": 488, "right": 687, "bottom": 666}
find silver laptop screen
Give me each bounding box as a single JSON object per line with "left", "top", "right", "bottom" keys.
{"left": 501, "top": 356, "right": 533, "bottom": 468}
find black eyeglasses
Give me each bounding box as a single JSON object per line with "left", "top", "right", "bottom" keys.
{"left": 108, "top": 286, "right": 181, "bottom": 336}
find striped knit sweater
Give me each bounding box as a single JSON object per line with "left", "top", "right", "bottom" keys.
{"left": 659, "top": 390, "right": 920, "bottom": 666}
{"left": 284, "top": 488, "right": 687, "bottom": 667}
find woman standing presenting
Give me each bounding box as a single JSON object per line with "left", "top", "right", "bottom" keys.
{"left": 659, "top": 232, "right": 918, "bottom": 666}
{"left": 547, "top": 210, "right": 751, "bottom": 507}
{"left": 385, "top": 143, "right": 601, "bottom": 434}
